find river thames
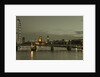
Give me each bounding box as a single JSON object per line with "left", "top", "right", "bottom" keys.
{"left": 16, "top": 46, "right": 83, "bottom": 60}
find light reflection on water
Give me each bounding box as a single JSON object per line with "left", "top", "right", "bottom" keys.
{"left": 16, "top": 46, "right": 83, "bottom": 60}
{"left": 31, "top": 51, "right": 33, "bottom": 60}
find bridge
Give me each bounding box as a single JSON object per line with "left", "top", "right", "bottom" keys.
{"left": 30, "top": 42, "right": 83, "bottom": 51}
{"left": 16, "top": 42, "right": 83, "bottom": 52}
{"left": 16, "top": 42, "right": 83, "bottom": 51}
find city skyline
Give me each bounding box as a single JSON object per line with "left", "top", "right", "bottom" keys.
{"left": 16, "top": 16, "right": 83, "bottom": 41}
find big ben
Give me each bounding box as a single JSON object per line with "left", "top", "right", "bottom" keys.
{"left": 46, "top": 36, "right": 49, "bottom": 43}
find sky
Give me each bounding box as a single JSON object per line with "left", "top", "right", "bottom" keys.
{"left": 16, "top": 16, "right": 83, "bottom": 41}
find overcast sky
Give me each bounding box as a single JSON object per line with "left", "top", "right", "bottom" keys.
{"left": 16, "top": 16, "right": 83, "bottom": 41}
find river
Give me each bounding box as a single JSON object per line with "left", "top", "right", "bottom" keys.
{"left": 16, "top": 46, "right": 83, "bottom": 60}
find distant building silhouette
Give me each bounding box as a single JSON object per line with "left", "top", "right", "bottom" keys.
{"left": 22, "top": 37, "right": 25, "bottom": 44}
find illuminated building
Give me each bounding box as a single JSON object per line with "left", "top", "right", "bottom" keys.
{"left": 38, "top": 36, "right": 42, "bottom": 43}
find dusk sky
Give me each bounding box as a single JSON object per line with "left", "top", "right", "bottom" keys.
{"left": 16, "top": 16, "right": 83, "bottom": 41}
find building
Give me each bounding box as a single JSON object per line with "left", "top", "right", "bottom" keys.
{"left": 22, "top": 37, "right": 25, "bottom": 44}
{"left": 46, "top": 36, "right": 49, "bottom": 43}
{"left": 38, "top": 36, "right": 42, "bottom": 43}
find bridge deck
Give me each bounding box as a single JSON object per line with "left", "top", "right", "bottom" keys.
{"left": 19, "top": 44, "right": 82, "bottom": 48}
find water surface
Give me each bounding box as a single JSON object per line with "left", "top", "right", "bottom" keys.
{"left": 16, "top": 46, "right": 83, "bottom": 60}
